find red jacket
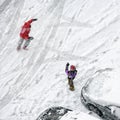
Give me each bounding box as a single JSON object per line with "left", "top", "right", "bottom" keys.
{"left": 20, "top": 19, "right": 33, "bottom": 40}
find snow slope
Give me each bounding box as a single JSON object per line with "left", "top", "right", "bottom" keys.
{"left": 60, "top": 111, "right": 100, "bottom": 120}
{"left": 0, "top": 0, "right": 120, "bottom": 120}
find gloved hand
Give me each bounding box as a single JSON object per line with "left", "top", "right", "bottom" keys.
{"left": 66, "top": 62, "right": 69, "bottom": 66}
{"left": 29, "top": 36, "right": 34, "bottom": 40}
{"left": 32, "top": 19, "right": 37, "bottom": 21}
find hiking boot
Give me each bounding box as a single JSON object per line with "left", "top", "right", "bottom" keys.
{"left": 23, "top": 46, "right": 28, "bottom": 50}
{"left": 17, "top": 46, "right": 21, "bottom": 51}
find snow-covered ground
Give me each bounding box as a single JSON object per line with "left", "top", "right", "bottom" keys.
{"left": 0, "top": 0, "right": 120, "bottom": 119}
{"left": 60, "top": 111, "right": 100, "bottom": 120}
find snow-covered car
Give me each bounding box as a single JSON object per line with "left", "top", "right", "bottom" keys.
{"left": 81, "top": 73, "right": 120, "bottom": 120}
{"left": 60, "top": 110, "right": 100, "bottom": 120}
{"left": 36, "top": 107, "right": 71, "bottom": 120}
{"left": 36, "top": 106, "right": 100, "bottom": 120}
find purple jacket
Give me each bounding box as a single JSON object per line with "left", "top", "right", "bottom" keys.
{"left": 65, "top": 65, "right": 77, "bottom": 79}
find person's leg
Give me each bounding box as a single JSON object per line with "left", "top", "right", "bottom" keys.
{"left": 23, "top": 37, "right": 33, "bottom": 49}
{"left": 70, "top": 79, "right": 74, "bottom": 88}
{"left": 68, "top": 78, "right": 71, "bottom": 85}
{"left": 68, "top": 78, "right": 74, "bottom": 90}
{"left": 17, "top": 38, "right": 24, "bottom": 50}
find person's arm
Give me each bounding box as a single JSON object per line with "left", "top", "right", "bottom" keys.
{"left": 65, "top": 63, "right": 69, "bottom": 75}
{"left": 26, "top": 19, "right": 33, "bottom": 24}
{"left": 25, "top": 18, "right": 37, "bottom": 25}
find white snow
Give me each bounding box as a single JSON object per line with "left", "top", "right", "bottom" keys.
{"left": 60, "top": 111, "right": 100, "bottom": 120}
{"left": 0, "top": 0, "right": 120, "bottom": 120}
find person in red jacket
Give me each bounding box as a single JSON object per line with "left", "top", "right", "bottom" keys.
{"left": 17, "top": 18, "right": 37, "bottom": 50}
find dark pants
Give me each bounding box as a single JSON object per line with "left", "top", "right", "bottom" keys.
{"left": 68, "top": 77, "right": 74, "bottom": 89}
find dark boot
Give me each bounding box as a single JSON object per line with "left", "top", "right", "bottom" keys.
{"left": 17, "top": 46, "right": 21, "bottom": 51}
{"left": 23, "top": 46, "right": 28, "bottom": 50}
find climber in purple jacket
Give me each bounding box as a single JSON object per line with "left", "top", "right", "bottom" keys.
{"left": 65, "top": 62, "right": 77, "bottom": 90}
